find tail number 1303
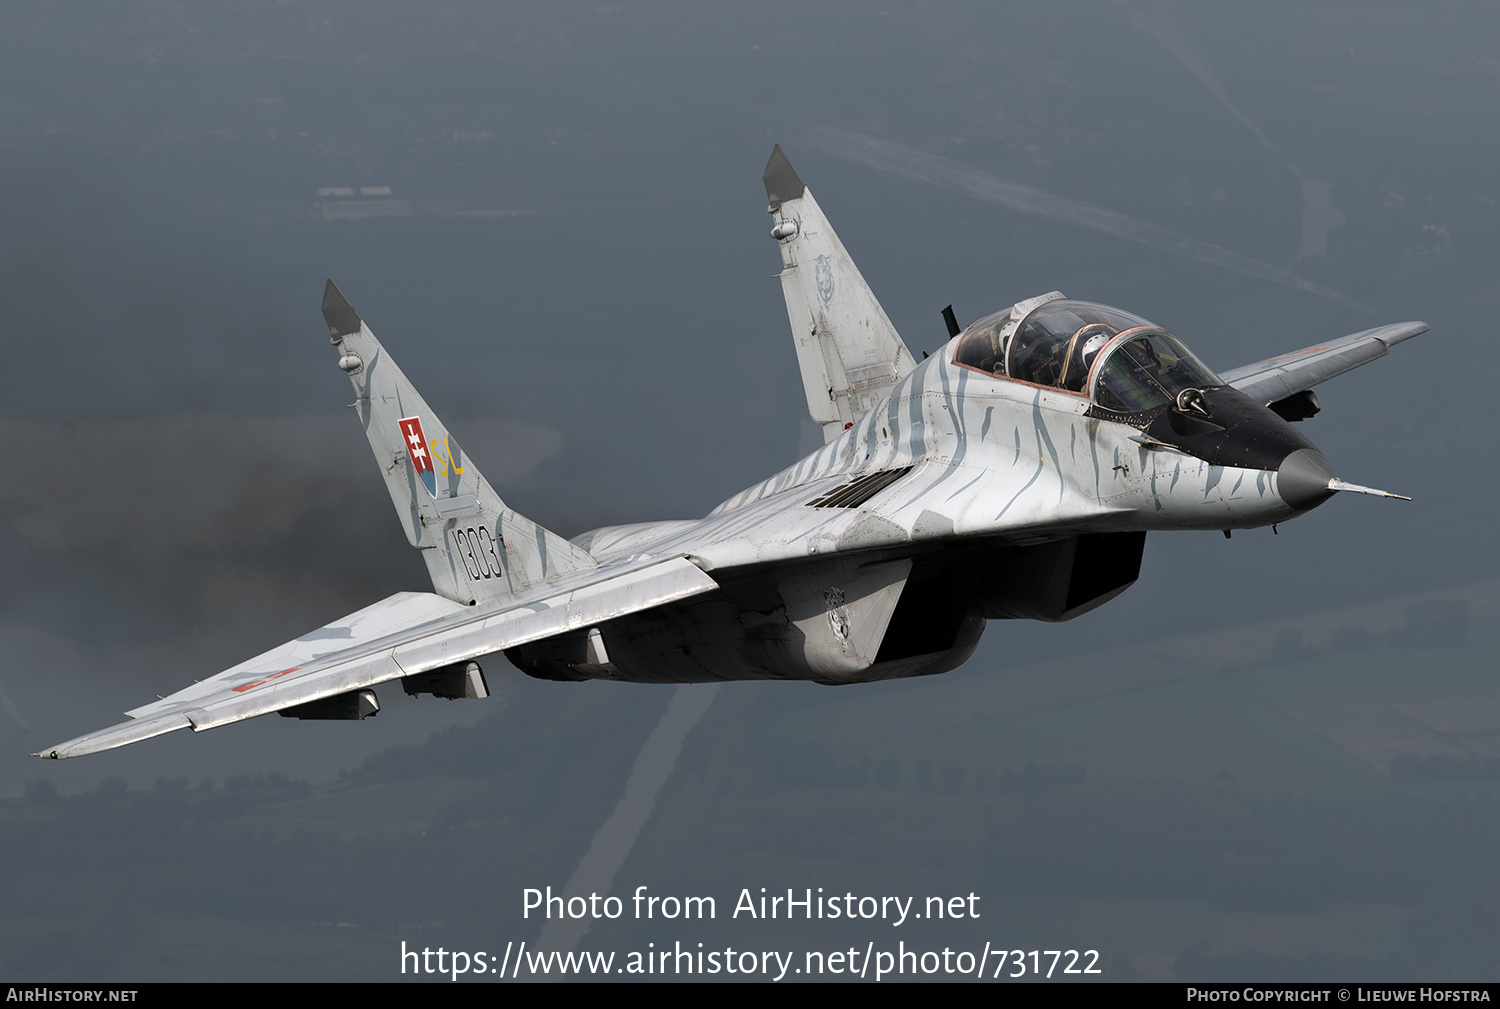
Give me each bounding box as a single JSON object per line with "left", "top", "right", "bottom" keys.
{"left": 453, "top": 526, "right": 504, "bottom": 582}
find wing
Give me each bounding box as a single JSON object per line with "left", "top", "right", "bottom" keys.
{"left": 38, "top": 556, "right": 718, "bottom": 759}
{"left": 39, "top": 280, "right": 721, "bottom": 759}
{"left": 1219, "top": 321, "right": 1428, "bottom": 406}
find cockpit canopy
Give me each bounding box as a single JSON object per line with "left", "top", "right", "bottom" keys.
{"left": 953, "top": 297, "right": 1223, "bottom": 414}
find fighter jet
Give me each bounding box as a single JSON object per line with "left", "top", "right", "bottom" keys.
{"left": 38, "top": 146, "right": 1426, "bottom": 758}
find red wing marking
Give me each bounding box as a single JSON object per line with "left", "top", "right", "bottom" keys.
{"left": 230, "top": 666, "right": 302, "bottom": 694}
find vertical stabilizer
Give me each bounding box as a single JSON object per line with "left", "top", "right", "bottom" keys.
{"left": 764, "top": 145, "right": 917, "bottom": 443}
{"left": 321, "top": 280, "right": 597, "bottom": 605}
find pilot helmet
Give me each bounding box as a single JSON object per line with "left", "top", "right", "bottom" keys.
{"left": 1081, "top": 333, "right": 1111, "bottom": 367}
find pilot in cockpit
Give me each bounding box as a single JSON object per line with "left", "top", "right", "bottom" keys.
{"left": 1056, "top": 324, "right": 1117, "bottom": 392}
{"left": 1074, "top": 332, "right": 1112, "bottom": 389}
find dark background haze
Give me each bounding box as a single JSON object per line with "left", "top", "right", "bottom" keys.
{"left": 2, "top": 1, "right": 1497, "bottom": 982}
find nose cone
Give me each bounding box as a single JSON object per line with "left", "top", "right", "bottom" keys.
{"left": 1277, "top": 449, "right": 1338, "bottom": 511}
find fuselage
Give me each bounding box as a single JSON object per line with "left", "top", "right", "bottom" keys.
{"left": 511, "top": 300, "right": 1326, "bottom": 687}
{"left": 579, "top": 314, "right": 1319, "bottom": 568}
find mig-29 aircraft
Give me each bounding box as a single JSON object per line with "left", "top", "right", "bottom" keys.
{"left": 39, "top": 146, "right": 1426, "bottom": 759}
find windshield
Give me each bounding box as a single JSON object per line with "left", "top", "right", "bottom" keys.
{"left": 1006, "top": 301, "right": 1154, "bottom": 392}
{"left": 1090, "top": 331, "right": 1223, "bottom": 414}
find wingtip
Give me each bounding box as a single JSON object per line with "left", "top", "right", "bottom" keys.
{"left": 763, "top": 144, "right": 806, "bottom": 211}
{"left": 1380, "top": 321, "right": 1430, "bottom": 348}
{"left": 321, "top": 278, "right": 363, "bottom": 338}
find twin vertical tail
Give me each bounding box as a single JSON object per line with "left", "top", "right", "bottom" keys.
{"left": 764, "top": 145, "right": 918, "bottom": 443}
{"left": 321, "top": 280, "right": 596, "bottom": 606}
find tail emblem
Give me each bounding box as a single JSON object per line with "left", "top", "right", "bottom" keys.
{"left": 814, "top": 254, "right": 835, "bottom": 308}
{"left": 397, "top": 416, "right": 438, "bottom": 497}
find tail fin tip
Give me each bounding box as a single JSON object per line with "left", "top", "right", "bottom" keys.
{"left": 763, "top": 144, "right": 806, "bottom": 211}
{"left": 321, "top": 278, "right": 363, "bottom": 338}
